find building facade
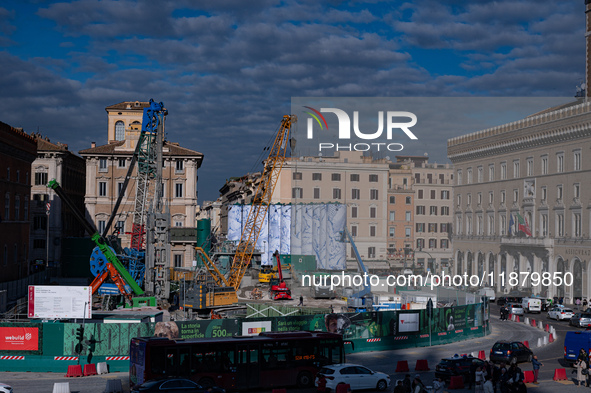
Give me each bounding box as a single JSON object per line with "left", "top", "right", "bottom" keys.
{"left": 448, "top": 100, "right": 591, "bottom": 300}
{"left": 29, "top": 135, "right": 86, "bottom": 267}
{"left": 79, "top": 101, "right": 204, "bottom": 270}
{"left": 0, "top": 121, "right": 37, "bottom": 282}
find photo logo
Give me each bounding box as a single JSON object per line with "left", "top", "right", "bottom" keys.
{"left": 304, "top": 106, "right": 418, "bottom": 152}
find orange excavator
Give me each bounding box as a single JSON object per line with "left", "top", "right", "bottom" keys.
{"left": 269, "top": 251, "right": 292, "bottom": 300}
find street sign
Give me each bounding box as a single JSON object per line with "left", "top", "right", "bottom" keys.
{"left": 45, "top": 202, "right": 51, "bottom": 211}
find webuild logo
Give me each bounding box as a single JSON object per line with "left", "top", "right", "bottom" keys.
{"left": 303, "top": 106, "right": 418, "bottom": 153}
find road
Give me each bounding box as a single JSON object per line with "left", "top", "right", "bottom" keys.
{"left": 0, "top": 303, "right": 587, "bottom": 392}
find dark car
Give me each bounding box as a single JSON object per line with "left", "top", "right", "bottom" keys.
{"left": 435, "top": 356, "right": 485, "bottom": 381}
{"left": 489, "top": 341, "right": 533, "bottom": 365}
{"left": 131, "top": 378, "right": 226, "bottom": 393}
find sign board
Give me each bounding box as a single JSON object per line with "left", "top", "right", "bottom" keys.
{"left": 28, "top": 286, "right": 92, "bottom": 319}
{"left": 398, "top": 312, "right": 419, "bottom": 332}
{"left": 242, "top": 321, "right": 272, "bottom": 336}
{"left": 0, "top": 327, "right": 39, "bottom": 351}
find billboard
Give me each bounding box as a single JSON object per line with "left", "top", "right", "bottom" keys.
{"left": 0, "top": 326, "right": 39, "bottom": 351}
{"left": 28, "top": 286, "right": 92, "bottom": 319}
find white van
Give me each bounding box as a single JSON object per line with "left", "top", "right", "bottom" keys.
{"left": 522, "top": 297, "right": 542, "bottom": 313}
{"left": 477, "top": 287, "right": 496, "bottom": 302}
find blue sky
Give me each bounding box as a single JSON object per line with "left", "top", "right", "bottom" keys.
{"left": 0, "top": 0, "right": 585, "bottom": 202}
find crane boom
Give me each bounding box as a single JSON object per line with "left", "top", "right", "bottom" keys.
{"left": 226, "top": 115, "right": 296, "bottom": 290}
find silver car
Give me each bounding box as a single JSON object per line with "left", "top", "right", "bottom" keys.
{"left": 508, "top": 303, "right": 524, "bottom": 316}
{"left": 570, "top": 313, "right": 591, "bottom": 327}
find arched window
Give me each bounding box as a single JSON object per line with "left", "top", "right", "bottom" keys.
{"left": 115, "top": 121, "right": 125, "bottom": 141}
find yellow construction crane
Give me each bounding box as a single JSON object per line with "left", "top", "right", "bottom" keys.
{"left": 185, "top": 115, "right": 296, "bottom": 313}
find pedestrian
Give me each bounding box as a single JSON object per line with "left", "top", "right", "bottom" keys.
{"left": 576, "top": 349, "right": 588, "bottom": 387}
{"left": 577, "top": 298, "right": 582, "bottom": 310}
{"left": 531, "top": 355, "right": 542, "bottom": 384}
{"left": 433, "top": 377, "right": 444, "bottom": 393}
{"left": 483, "top": 375, "right": 494, "bottom": 393}
{"left": 330, "top": 304, "right": 334, "bottom": 313}
{"left": 584, "top": 298, "right": 589, "bottom": 311}
{"left": 475, "top": 366, "right": 485, "bottom": 393}
{"left": 559, "top": 297, "right": 564, "bottom": 305}
{"left": 500, "top": 307, "right": 506, "bottom": 321}
{"left": 499, "top": 367, "right": 511, "bottom": 393}
{"left": 412, "top": 375, "right": 426, "bottom": 393}
{"left": 394, "top": 380, "right": 406, "bottom": 393}
{"left": 467, "top": 359, "right": 478, "bottom": 389}
{"left": 403, "top": 374, "right": 412, "bottom": 393}
{"left": 298, "top": 295, "right": 303, "bottom": 306}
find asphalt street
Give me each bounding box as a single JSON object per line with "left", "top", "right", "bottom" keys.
{"left": 0, "top": 302, "right": 588, "bottom": 392}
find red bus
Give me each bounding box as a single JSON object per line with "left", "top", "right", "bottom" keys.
{"left": 129, "top": 331, "right": 344, "bottom": 391}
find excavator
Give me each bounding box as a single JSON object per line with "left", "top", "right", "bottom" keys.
{"left": 183, "top": 115, "right": 296, "bottom": 314}
{"left": 269, "top": 251, "right": 292, "bottom": 300}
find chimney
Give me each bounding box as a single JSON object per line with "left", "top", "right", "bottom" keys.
{"left": 91, "top": 141, "right": 96, "bottom": 148}
{"left": 587, "top": 0, "right": 591, "bottom": 98}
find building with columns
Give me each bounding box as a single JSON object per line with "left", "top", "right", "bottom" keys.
{"left": 448, "top": 100, "right": 591, "bottom": 300}
{"left": 79, "top": 101, "right": 203, "bottom": 269}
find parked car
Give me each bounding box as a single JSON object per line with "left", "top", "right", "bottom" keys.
{"left": 435, "top": 356, "right": 485, "bottom": 381}
{"left": 489, "top": 341, "right": 533, "bottom": 365}
{"left": 507, "top": 304, "right": 524, "bottom": 316}
{"left": 570, "top": 313, "right": 591, "bottom": 328}
{"left": 131, "top": 378, "right": 225, "bottom": 393}
{"left": 0, "top": 383, "right": 12, "bottom": 393}
{"left": 315, "top": 363, "right": 390, "bottom": 391}
{"left": 548, "top": 306, "right": 574, "bottom": 320}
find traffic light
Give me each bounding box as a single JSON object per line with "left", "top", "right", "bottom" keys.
{"left": 76, "top": 326, "right": 84, "bottom": 342}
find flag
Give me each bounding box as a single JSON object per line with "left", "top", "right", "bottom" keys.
{"left": 516, "top": 213, "right": 532, "bottom": 236}
{"left": 509, "top": 214, "right": 514, "bottom": 236}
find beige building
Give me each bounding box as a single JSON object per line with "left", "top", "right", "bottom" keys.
{"left": 448, "top": 100, "right": 591, "bottom": 300}
{"left": 79, "top": 101, "right": 203, "bottom": 269}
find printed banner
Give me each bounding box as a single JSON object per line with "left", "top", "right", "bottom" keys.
{"left": 0, "top": 327, "right": 39, "bottom": 351}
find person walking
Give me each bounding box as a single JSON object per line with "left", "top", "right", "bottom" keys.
{"left": 483, "top": 375, "right": 494, "bottom": 393}
{"left": 576, "top": 349, "right": 588, "bottom": 387}
{"left": 433, "top": 377, "right": 444, "bottom": 393}
{"left": 298, "top": 295, "right": 303, "bottom": 306}
{"left": 577, "top": 298, "right": 582, "bottom": 310}
{"left": 531, "top": 355, "right": 543, "bottom": 384}
{"left": 584, "top": 298, "right": 588, "bottom": 311}
{"left": 475, "top": 366, "right": 485, "bottom": 393}
{"left": 402, "top": 374, "right": 412, "bottom": 393}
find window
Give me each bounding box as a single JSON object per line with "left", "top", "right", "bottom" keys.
{"left": 501, "top": 190, "right": 506, "bottom": 204}
{"left": 292, "top": 187, "right": 302, "bottom": 198}
{"left": 312, "top": 173, "right": 322, "bottom": 181}
{"left": 369, "top": 174, "right": 378, "bottom": 182}
{"left": 441, "top": 206, "right": 449, "bottom": 215}
{"left": 115, "top": 120, "right": 125, "bottom": 141}
{"left": 351, "top": 225, "right": 358, "bottom": 237}
{"left": 416, "top": 223, "right": 425, "bottom": 232}
{"left": 405, "top": 211, "right": 411, "bottom": 221}
{"left": 368, "top": 247, "right": 376, "bottom": 258}
{"left": 467, "top": 193, "right": 472, "bottom": 206}
{"left": 293, "top": 172, "right": 302, "bottom": 180}
{"left": 574, "top": 183, "right": 580, "bottom": 199}
{"left": 513, "top": 160, "right": 520, "bottom": 178}
{"left": 457, "top": 170, "right": 462, "bottom": 185}
{"left": 405, "top": 196, "right": 411, "bottom": 204}
{"left": 526, "top": 158, "right": 533, "bottom": 176}
{"left": 428, "top": 223, "right": 438, "bottom": 232}
{"left": 501, "top": 162, "right": 507, "bottom": 180}
{"left": 557, "top": 184, "right": 563, "bottom": 200}
{"left": 477, "top": 215, "right": 483, "bottom": 235}
{"left": 429, "top": 206, "right": 437, "bottom": 215}
{"left": 369, "top": 225, "right": 376, "bottom": 237}
{"left": 416, "top": 205, "right": 425, "bottom": 215}
{"left": 351, "top": 206, "right": 358, "bottom": 218}
{"left": 24, "top": 200, "right": 28, "bottom": 220}
{"left": 501, "top": 215, "right": 507, "bottom": 235}
{"left": 175, "top": 159, "right": 184, "bottom": 173}
{"left": 116, "top": 220, "right": 125, "bottom": 234}
{"left": 118, "top": 158, "right": 126, "bottom": 168}
{"left": 541, "top": 186, "right": 547, "bottom": 202}
{"left": 467, "top": 168, "right": 473, "bottom": 184}
{"left": 489, "top": 192, "right": 494, "bottom": 204}
{"left": 477, "top": 166, "right": 483, "bottom": 183}
{"left": 405, "top": 227, "right": 411, "bottom": 237}
{"left": 541, "top": 214, "right": 548, "bottom": 237}
{"left": 333, "top": 188, "right": 341, "bottom": 199}
{"left": 389, "top": 196, "right": 396, "bottom": 204}
{"left": 429, "top": 239, "right": 437, "bottom": 248}
{"left": 416, "top": 238, "right": 424, "bottom": 248}
{"left": 389, "top": 227, "right": 395, "bottom": 237}
{"left": 370, "top": 189, "right": 378, "bottom": 200}
{"left": 98, "top": 220, "right": 106, "bottom": 234}
{"left": 313, "top": 188, "right": 320, "bottom": 199}
{"left": 14, "top": 195, "right": 19, "bottom": 220}
{"left": 513, "top": 189, "right": 518, "bottom": 202}
{"left": 389, "top": 211, "right": 395, "bottom": 221}
{"left": 35, "top": 172, "right": 48, "bottom": 186}
{"left": 556, "top": 213, "right": 564, "bottom": 237}
{"left": 331, "top": 173, "right": 341, "bottom": 181}
{"left": 441, "top": 190, "right": 450, "bottom": 200}
{"left": 174, "top": 220, "right": 183, "bottom": 227}
{"left": 457, "top": 195, "right": 462, "bottom": 207}
{"left": 33, "top": 239, "right": 45, "bottom": 249}
{"left": 418, "top": 190, "right": 424, "bottom": 199}
{"left": 574, "top": 150, "right": 582, "bottom": 171}
{"left": 99, "top": 158, "right": 108, "bottom": 172}
{"left": 440, "top": 223, "right": 450, "bottom": 232}
{"left": 430, "top": 190, "right": 436, "bottom": 199}
{"left": 440, "top": 239, "right": 449, "bottom": 248}
{"left": 489, "top": 165, "right": 495, "bottom": 181}
{"left": 541, "top": 155, "right": 548, "bottom": 175}
{"left": 351, "top": 189, "right": 360, "bottom": 200}
{"left": 574, "top": 213, "right": 582, "bottom": 237}
{"left": 488, "top": 215, "right": 495, "bottom": 235}
{"left": 118, "top": 182, "right": 125, "bottom": 197}
{"left": 33, "top": 215, "right": 47, "bottom": 230}
{"left": 477, "top": 192, "right": 482, "bottom": 205}
{"left": 99, "top": 182, "right": 107, "bottom": 197}
{"left": 174, "top": 254, "right": 183, "bottom": 268}
{"left": 175, "top": 183, "right": 183, "bottom": 198}
{"left": 350, "top": 174, "right": 359, "bottom": 182}
{"left": 557, "top": 153, "right": 564, "bottom": 173}
{"left": 370, "top": 207, "right": 376, "bottom": 218}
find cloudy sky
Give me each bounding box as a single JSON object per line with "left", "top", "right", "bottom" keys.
{"left": 0, "top": 0, "right": 585, "bottom": 202}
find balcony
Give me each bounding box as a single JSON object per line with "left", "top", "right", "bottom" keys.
{"left": 500, "top": 237, "right": 555, "bottom": 247}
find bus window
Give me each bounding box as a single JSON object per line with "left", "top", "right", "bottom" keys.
{"left": 179, "top": 347, "right": 190, "bottom": 375}
{"left": 150, "top": 347, "right": 166, "bottom": 376}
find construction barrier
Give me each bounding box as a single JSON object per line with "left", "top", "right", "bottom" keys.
{"left": 448, "top": 375, "right": 465, "bottom": 389}
{"left": 545, "top": 324, "right": 549, "bottom": 332}
{"left": 543, "top": 336, "right": 549, "bottom": 345}
{"left": 523, "top": 341, "right": 529, "bottom": 348}
{"left": 516, "top": 315, "right": 521, "bottom": 323}
{"left": 549, "top": 333, "right": 554, "bottom": 343}
{"left": 553, "top": 368, "right": 568, "bottom": 381}
{"left": 478, "top": 350, "right": 486, "bottom": 360}
{"left": 524, "top": 317, "right": 530, "bottom": 325}
{"left": 97, "top": 362, "right": 108, "bottom": 375}
{"left": 509, "top": 314, "right": 513, "bottom": 321}
{"left": 538, "top": 321, "right": 544, "bottom": 330}
{"left": 523, "top": 370, "right": 534, "bottom": 383}
{"left": 396, "top": 360, "right": 410, "bottom": 372}
{"left": 531, "top": 319, "right": 536, "bottom": 327}
{"left": 52, "top": 382, "right": 71, "bottom": 393}
{"left": 537, "top": 338, "right": 542, "bottom": 348}
{"left": 415, "top": 359, "right": 429, "bottom": 371}
{"left": 104, "top": 379, "right": 123, "bottom": 393}
{"left": 65, "top": 365, "right": 82, "bottom": 378}
{"left": 83, "top": 363, "right": 97, "bottom": 376}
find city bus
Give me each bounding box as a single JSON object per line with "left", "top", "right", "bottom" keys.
{"left": 129, "top": 331, "right": 345, "bottom": 391}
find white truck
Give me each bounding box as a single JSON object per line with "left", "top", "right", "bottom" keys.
{"left": 522, "top": 297, "right": 542, "bottom": 313}
{"left": 476, "top": 287, "right": 496, "bottom": 302}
